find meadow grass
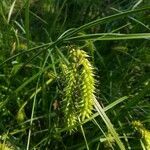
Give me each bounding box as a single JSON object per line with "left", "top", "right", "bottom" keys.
{"left": 0, "top": 0, "right": 150, "bottom": 149}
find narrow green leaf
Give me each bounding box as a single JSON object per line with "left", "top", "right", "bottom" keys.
{"left": 64, "top": 33, "right": 150, "bottom": 41}
{"left": 7, "top": 0, "right": 16, "bottom": 23}
{"left": 61, "top": 7, "right": 150, "bottom": 38}
{"left": 94, "top": 98, "right": 126, "bottom": 150}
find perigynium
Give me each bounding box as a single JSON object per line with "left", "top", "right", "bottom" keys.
{"left": 61, "top": 48, "right": 96, "bottom": 132}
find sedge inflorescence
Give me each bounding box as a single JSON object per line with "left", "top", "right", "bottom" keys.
{"left": 132, "top": 121, "right": 150, "bottom": 150}
{"left": 61, "top": 48, "right": 96, "bottom": 132}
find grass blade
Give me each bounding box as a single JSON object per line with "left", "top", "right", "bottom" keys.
{"left": 64, "top": 33, "right": 150, "bottom": 41}
{"left": 7, "top": 0, "right": 16, "bottom": 23}
{"left": 94, "top": 98, "right": 125, "bottom": 150}
{"left": 61, "top": 7, "right": 150, "bottom": 38}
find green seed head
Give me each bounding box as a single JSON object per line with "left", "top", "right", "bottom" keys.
{"left": 132, "top": 121, "right": 150, "bottom": 150}
{"left": 61, "top": 48, "right": 97, "bottom": 132}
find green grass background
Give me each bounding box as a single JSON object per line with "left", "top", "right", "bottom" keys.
{"left": 0, "top": 0, "right": 150, "bottom": 149}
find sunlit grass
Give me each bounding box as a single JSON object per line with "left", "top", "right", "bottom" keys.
{"left": 0, "top": 0, "right": 150, "bottom": 149}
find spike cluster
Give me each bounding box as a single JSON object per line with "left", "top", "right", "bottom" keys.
{"left": 132, "top": 121, "right": 150, "bottom": 150}
{"left": 61, "top": 48, "right": 96, "bottom": 132}
{"left": 0, "top": 142, "right": 14, "bottom": 150}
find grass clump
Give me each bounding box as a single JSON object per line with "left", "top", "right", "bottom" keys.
{"left": 0, "top": 0, "right": 150, "bottom": 149}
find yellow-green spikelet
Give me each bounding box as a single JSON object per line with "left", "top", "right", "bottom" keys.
{"left": 0, "top": 143, "right": 14, "bottom": 150}
{"left": 132, "top": 121, "right": 150, "bottom": 150}
{"left": 63, "top": 66, "right": 78, "bottom": 130}
{"left": 62, "top": 48, "right": 96, "bottom": 131}
{"left": 70, "top": 49, "right": 95, "bottom": 121}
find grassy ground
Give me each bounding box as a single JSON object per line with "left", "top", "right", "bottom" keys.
{"left": 0, "top": 0, "right": 150, "bottom": 149}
